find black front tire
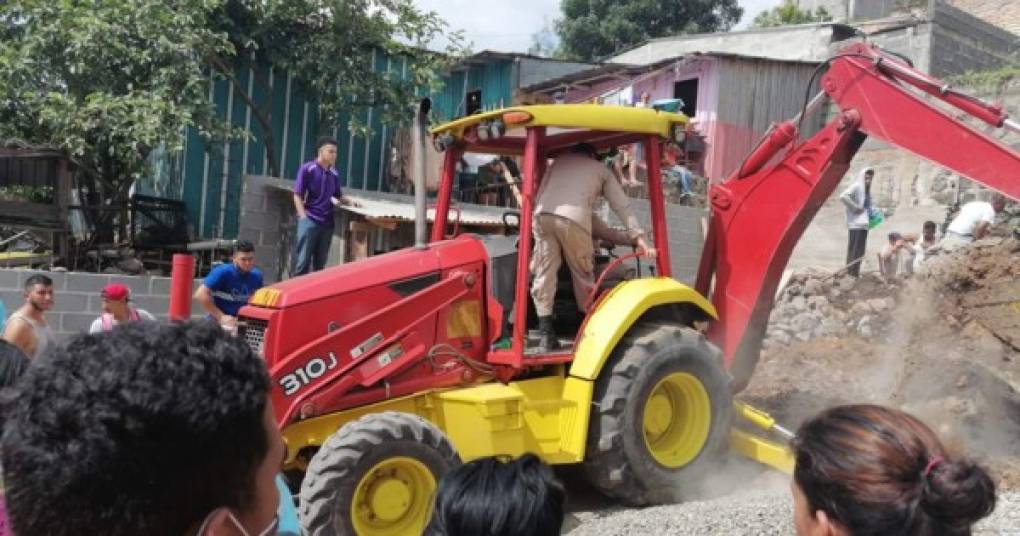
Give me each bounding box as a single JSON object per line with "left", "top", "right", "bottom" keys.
{"left": 583, "top": 323, "right": 732, "bottom": 505}
{"left": 299, "top": 411, "right": 460, "bottom": 536}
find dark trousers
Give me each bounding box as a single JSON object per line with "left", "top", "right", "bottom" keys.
{"left": 292, "top": 217, "right": 334, "bottom": 276}
{"left": 846, "top": 228, "right": 869, "bottom": 277}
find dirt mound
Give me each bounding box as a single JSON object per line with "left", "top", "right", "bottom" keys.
{"left": 747, "top": 236, "right": 1020, "bottom": 489}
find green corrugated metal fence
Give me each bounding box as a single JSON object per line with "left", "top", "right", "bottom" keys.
{"left": 142, "top": 52, "right": 513, "bottom": 239}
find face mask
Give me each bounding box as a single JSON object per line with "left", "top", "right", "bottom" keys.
{"left": 196, "top": 508, "right": 279, "bottom": 536}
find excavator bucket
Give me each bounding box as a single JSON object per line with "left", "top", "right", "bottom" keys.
{"left": 729, "top": 401, "right": 795, "bottom": 474}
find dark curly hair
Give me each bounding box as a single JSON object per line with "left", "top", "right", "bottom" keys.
{"left": 0, "top": 320, "right": 271, "bottom": 536}
{"left": 794, "top": 404, "right": 996, "bottom": 536}
{"left": 427, "top": 453, "right": 565, "bottom": 536}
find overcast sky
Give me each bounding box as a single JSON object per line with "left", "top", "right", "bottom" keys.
{"left": 414, "top": 0, "right": 784, "bottom": 53}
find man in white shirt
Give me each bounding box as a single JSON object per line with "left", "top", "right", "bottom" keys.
{"left": 839, "top": 168, "right": 874, "bottom": 277}
{"left": 942, "top": 195, "right": 1006, "bottom": 249}
{"left": 88, "top": 283, "right": 156, "bottom": 334}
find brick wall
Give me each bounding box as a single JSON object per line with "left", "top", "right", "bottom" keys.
{"left": 0, "top": 269, "right": 204, "bottom": 339}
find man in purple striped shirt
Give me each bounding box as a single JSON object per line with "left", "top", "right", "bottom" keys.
{"left": 291, "top": 137, "right": 357, "bottom": 276}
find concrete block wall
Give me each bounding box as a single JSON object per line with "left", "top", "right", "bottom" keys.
{"left": 0, "top": 269, "right": 204, "bottom": 339}
{"left": 239, "top": 175, "right": 291, "bottom": 284}
{"left": 239, "top": 174, "right": 347, "bottom": 283}
{"left": 862, "top": 23, "right": 934, "bottom": 74}
{"left": 930, "top": 1, "right": 1018, "bottom": 77}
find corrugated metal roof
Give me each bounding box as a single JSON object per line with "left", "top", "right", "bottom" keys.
{"left": 261, "top": 181, "right": 515, "bottom": 227}
{"left": 344, "top": 192, "right": 514, "bottom": 227}
{"left": 521, "top": 52, "right": 820, "bottom": 95}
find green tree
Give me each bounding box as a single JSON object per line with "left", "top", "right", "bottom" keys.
{"left": 555, "top": 0, "right": 743, "bottom": 62}
{"left": 0, "top": 0, "right": 461, "bottom": 248}
{"left": 752, "top": 1, "right": 832, "bottom": 28}
{"left": 207, "top": 0, "right": 463, "bottom": 176}
{"left": 0, "top": 0, "right": 238, "bottom": 245}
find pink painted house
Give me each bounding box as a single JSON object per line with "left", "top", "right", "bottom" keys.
{"left": 521, "top": 53, "right": 824, "bottom": 182}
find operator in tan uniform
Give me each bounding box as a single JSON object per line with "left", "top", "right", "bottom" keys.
{"left": 531, "top": 143, "right": 655, "bottom": 351}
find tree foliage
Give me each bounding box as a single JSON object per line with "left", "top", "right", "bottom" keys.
{"left": 555, "top": 0, "right": 743, "bottom": 62}
{"left": 752, "top": 1, "right": 832, "bottom": 28}
{"left": 0, "top": 0, "right": 238, "bottom": 245}
{"left": 0, "top": 0, "right": 462, "bottom": 249}
{"left": 207, "top": 0, "right": 463, "bottom": 175}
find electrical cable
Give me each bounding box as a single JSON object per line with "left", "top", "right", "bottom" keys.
{"left": 426, "top": 343, "right": 495, "bottom": 375}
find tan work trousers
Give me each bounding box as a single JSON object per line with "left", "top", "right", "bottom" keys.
{"left": 531, "top": 214, "right": 594, "bottom": 317}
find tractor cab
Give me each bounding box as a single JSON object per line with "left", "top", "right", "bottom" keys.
{"left": 428, "top": 104, "right": 700, "bottom": 367}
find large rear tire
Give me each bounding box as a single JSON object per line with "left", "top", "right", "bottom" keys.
{"left": 299, "top": 411, "right": 460, "bottom": 536}
{"left": 583, "top": 323, "right": 732, "bottom": 505}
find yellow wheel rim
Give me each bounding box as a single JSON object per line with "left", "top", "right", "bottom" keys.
{"left": 642, "top": 372, "right": 711, "bottom": 468}
{"left": 351, "top": 457, "right": 436, "bottom": 536}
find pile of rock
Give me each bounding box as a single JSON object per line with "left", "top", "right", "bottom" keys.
{"left": 764, "top": 270, "right": 900, "bottom": 347}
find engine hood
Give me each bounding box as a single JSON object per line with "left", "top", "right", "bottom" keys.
{"left": 254, "top": 236, "right": 487, "bottom": 309}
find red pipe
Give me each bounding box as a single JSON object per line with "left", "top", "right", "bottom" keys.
{"left": 644, "top": 137, "right": 672, "bottom": 278}
{"left": 510, "top": 127, "right": 544, "bottom": 362}
{"left": 168, "top": 254, "right": 195, "bottom": 321}
{"left": 735, "top": 121, "right": 797, "bottom": 179}
{"left": 430, "top": 148, "right": 461, "bottom": 243}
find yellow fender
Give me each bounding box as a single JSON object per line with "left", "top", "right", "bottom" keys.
{"left": 569, "top": 277, "right": 718, "bottom": 381}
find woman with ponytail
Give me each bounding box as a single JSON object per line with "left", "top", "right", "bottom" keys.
{"left": 791, "top": 404, "right": 996, "bottom": 536}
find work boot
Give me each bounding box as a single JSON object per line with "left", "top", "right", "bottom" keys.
{"left": 538, "top": 316, "right": 560, "bottom": 352}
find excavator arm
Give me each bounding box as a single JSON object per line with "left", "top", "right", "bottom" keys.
{"left": 698, "top": 42, "right": 1020, "bottom": 392}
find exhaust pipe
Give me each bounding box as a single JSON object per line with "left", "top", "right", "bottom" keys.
{"left": 413, "top": 98, "right": 431, "bottom": 250}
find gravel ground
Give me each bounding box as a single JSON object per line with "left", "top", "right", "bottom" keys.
{"left": 566, "top": 490, "right": 1020, "bottom": 535}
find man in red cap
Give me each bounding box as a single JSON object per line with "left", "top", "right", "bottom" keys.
{"left": 88, "top": 283, "right": 156, "bottom": 334}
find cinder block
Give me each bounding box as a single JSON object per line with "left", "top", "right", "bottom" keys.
{"left": 132, "top": 297, "right": 204, "bottom": 317}
{"left": 239, "top": 228, "right": 262, "bottom": 244}
{"left": 87, "top": 295, "right": 104, "bottom": 313}
{"left": 61, "top": 312, "right": 98, "bottom": 334}
{"left": 0, "top": 289, "right": 24, "bottom": 310}
{"left": 0, "top": 269, "right": 23, "bottom": 289}
{"left": 150, "top": 277, "right": 172, "bottom": 295}
{"left": 148, "top": 277, "right": 204, "bottom": 296}
{"left": 132, "top": 295, "right": 171, "bottom": 315}
{"left": 243, "top": 211, "right": 281, "bottom": 231}
{"left": 262, "top": 230, "right": 282, "bottom": 246}
{"left": 66, "top": 272, "right": 112, "bottom": 292}
{"left": 254, "top": 246, "right": 279, "bottom": 264}
{"left": 242, "top": 192, "right": 267, "bottom": 212}
{"left": 56, "top": 293, "right": 88, "bottom": 312}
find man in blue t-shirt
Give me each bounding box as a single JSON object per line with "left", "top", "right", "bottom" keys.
{"left": 194, "top": 240, "right": 263, "bottom": 330}
{"left": 291, "top": 137, "right": 357, "bottom": 276}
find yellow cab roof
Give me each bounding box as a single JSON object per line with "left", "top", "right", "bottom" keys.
{"left": 430, "top": 104, "right": 689, "bottom": 155}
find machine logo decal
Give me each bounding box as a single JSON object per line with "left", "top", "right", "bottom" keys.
{"left": 279, "top": 352, "right": 340, "bottom": 396}
{"left": 351, "top": 333, "right": 384, "bottom": 358}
